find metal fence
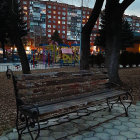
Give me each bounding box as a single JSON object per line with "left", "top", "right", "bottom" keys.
{"left": 0, "top": 63, "right": 60, "bottom": 72}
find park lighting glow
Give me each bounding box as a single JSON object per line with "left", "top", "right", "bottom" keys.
{"left": 26, "top": 46, "right": 30, "bottom": 51}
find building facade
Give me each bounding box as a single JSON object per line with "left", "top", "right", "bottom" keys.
{"left": 20, "top": 0, "right": 99, "bottom": 47}
{"left": 124, "top": 15, "right": 140, "bottom": 32}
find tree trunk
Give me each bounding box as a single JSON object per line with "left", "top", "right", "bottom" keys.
{"left": 80, "top": 0, "right": 104, "bottom": 70}
{"left": 14, "top": 37, "right": 30, "bottom": 74}
{"left": 105, "top": 1, "right": 123, "bottom": 84}
{"left": 80, "top": 33, "right": 90, "bottom": 70}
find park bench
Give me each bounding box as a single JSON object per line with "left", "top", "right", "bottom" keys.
{"left": 6, "top": 69, "right": 133, "bottom": 140}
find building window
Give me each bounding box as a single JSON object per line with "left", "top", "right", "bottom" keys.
{"left": 58, "top": 25, "right": 60, "bottom": 28}
{"left": 87, "top": 16, "right": 89, "bottom": 19}
{"left": 48, "top": 15, "right": 51, "bottom": 18}
{"left": 48, "top": 5, "right": 51, "bottom": 9}
{"left": 53, "top": 6, "right": 56, "bottom": 9}
{"left": 62, "top": 12, "right": 66, "bottom": 16}
{"left": 53, "top": 11, "right": 56, "bottom": 14}
{"left": 58, "top": 16, "right": 61, "bottom": 19}
{"left": 48, "top": 25, "right": 51, "bottom": 28}
{"left": 62, "top": 17, "right": 65, "bottom": 20}
{"left": 23, "top": 6, "right": 27, "bottom": 10}
{"left": 62, "top": 31, "right": 65, "bottom": 34}
{"left": 48, "top": 34, "right": 51, "bottom": 37}
{"left": 62, "top": 26, "right": 65, "bottom": 29}
{"left": 62, "top": 7, "right": 66, "bottom": 10}
{"left": 52, "top": 20, "right": 56, "bottom": 23}
{"left": 62, "top": 35, "right": 65, "bottom": 38}
{"left": 58, "top": 12, "right": 61, "bottom": 15}
{"left": 48, "top": 29, "right": 51, "bottom": 32}
{"left": 48, "top": 20, "right": 51, "bottom": 23}
{"left": 24, "top": 16, "right": 27, "bottom": 20}
{"left": 48, "top": 10, "right": 51, "bottom": 13}
{"left": 62, "top": 21, "right": 65, "bottom": 24}
{"left": 58, "top": 21, "right": 61, "bottom": 24}
{"left": 23, "top": 1, "right": 27, "bottom": 4}
{"left": 58, "top": 30, "right": 60, "bottom": 33}
{"left": 53, "top": 16, "right": 56, "bottom": 19}
{"left": 53, "top": 25, "right": 56, "bottom": 28}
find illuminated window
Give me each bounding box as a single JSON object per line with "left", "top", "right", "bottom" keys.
{"left": 23, "top": 6, "right": 27, "bottom": 10}
{"left": 58, "top": 16, "right": 61, "bottom": 19}
{"left": 62, "top": 12, "right": 66, "bottom": 16}
{"left": 87, "top": 16, "right": 89, "bottom": 19}
{"left": 58, "top": 12, "right": 61, "bottom": 15}
{"left": 58, "top": 21, "right": 61, "bottom": 24}
{"left": 62, "top": 31, "right": 65, "bottom": 34}
{"left": 58, "top": 30, "right": 60, "bottom": 33}
{"left": 53, "top": 25, "right": 56, "bottom": 28}
{"left": 62, "top": 21, "right": 65, "bottom": 24}
{"left": 53, "top": 16, "right": 56, "bottom": 19}
{"left": 48, "top": 34, "right": 51, "bottom": 37}
{"left": 48, "top": 15, "right": 51, "bottom": 18}
{"left": 62, "top": 17, "right": 65, "bottom": 20}
{"left": 62, "top": 7, "right": 66, "bottom": 10}
{"left": 53, "top": 11, "right": 56, "bottom": 14}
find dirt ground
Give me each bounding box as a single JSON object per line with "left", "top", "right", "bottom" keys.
{"left": 0, "top": 66, "right": 140, "bottom": 135}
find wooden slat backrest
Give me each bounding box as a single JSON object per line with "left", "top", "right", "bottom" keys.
{"left": 15, "top": 72, "right": 108, "bottom": 105}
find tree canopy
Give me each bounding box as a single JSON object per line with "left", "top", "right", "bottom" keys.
{"left": 51, "top": 30, "right": 63, "bottom": 45}
{"left": 95, "top": 11, "right": 134, "bottom": 50}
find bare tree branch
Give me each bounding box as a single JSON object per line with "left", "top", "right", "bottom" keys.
{"left": 121, "top": 0, "right": 135, "bottom": 11}
{"left": 82, "top": 0, "right": 104, "bottom": 34}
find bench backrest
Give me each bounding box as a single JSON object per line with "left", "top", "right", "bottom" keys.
{"left": 13, "top": 71, "right": 108, "bottom": 106}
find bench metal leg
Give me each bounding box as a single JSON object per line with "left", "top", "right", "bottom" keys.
{"left": 119, "top": 92, "right": 133, "bottom": 117}
{"left": 16, "top": 111, "right": 40, "bottom": 140}
{"left": 16, "top": 111, "right": 27, "bottom": 140}
{"left": 106, "top": 97, "right": 120, "bottom": 112}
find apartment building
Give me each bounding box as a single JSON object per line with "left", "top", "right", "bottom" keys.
{"left": 124, "top": 15, "right": 140, "bottom": 32}
{"left": 20, "top": 0, "right": 99, "bottom": 46}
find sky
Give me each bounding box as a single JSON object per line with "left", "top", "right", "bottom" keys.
{"left": 42, "top": 0, "right": 140, "bottom": 17}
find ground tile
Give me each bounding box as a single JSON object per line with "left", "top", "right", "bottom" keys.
{"left": 103, "top": 115, "right": 115, "bottom": 120}
{"left": 81, "top": 131, "right": 94, "bottom": 138}
{"left": 52, "top": 131, "right": 68, "bottom": 139}
{"left": 67, "top": 135, "right": 83, "bottom": 140}
{"left": 94, "top": 117, "right": 108, "bottom": 122}
{"left": 104, "top": 128, "right": 120, "bottom": 135}
{"left": 94, "top": 127, "right": 104, "bottom": 133}
{"left": 110, "top": 135, "right": 127, "bottom": 140}
{"left": 38, "top": 130, "right": 50, "bottom": 137}
{"left": 136, "top": 124, "right": 140, "bottom": 127}
{"left": 109, "top": 120, "right": 121, "bottom": 125}
{"left": 72, "top": 119, "right": 85, "bottom": 124}
{"left": 136, "top": 102, "right": 140, "bottom": 106}
{"left": 130, "top": 112, "right": 140, "bottom": 117}
{"left": 117, "top": 117, "right": 129, "bottom": 122}
{"left": 122, "top": 122, "right": 136, "bottom": 128}
{"left": 94, "top": 132, "right": 110, "bottom": 140}
{"left": 0, "top": 136, "right": 8, "bottom": 140}
{"left": 49, "top": 125, "right": 65, "bottom": 132}
{"left": 85, "top": 120, "right": 99, "bottom": 127}
{"left": 120, "top": 131, "right": 136, "bottom": 139}
{"left": 101, "top": 123, "right": 114, "bottom": 129}
{"left": 129, "top": 128, "right": 140, "bottom": 134}
{"left": 129, "top": 119, "right": 140, "bottom": 124}
{"left": 38, "top": 136, "right": 55, "bottom": 140}
{"left": 114, "top": 125, "right": 128, "bottom": 131}
{"left": 6, "top": 132, "right": 18, "bottom": 140}
{"left": 83, "top": 137, "right": 100, "bottom": 140}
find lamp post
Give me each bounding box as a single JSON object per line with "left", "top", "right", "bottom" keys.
{"left": 80, "top": 0, "right": 83, "bottom": 65}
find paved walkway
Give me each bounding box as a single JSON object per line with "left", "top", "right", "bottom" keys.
{"left": 1, "top": 102, "right": 140, "bottom": 140}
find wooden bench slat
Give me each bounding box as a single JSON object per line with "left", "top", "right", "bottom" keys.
{"left": 37, "top": 89, "right": 126, "bottom": 115}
